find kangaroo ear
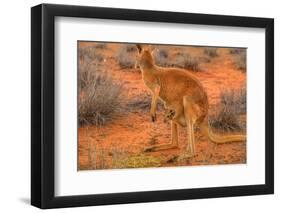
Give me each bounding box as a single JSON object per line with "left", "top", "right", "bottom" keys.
{"left": 148, "top": 45, "right": 156, "bottom": 52}
{"left": 136, "top": 44, "right": 143, "bottom": 53}
{"left": 148, "top": 45, "right": 157, "bottom": 55}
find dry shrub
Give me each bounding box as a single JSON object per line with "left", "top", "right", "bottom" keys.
{"left": 78, "top": 46, "right": 123, "bottom": 126}
{"left": 137, "top": 47, "right": 203, "bottom": 72}
{"left": 125, "top": 44, "right": 137, "bottom": 52}
{"left": 79, "top": 46, "right": 104, "bottom": 63}
{"left": 204, "top": 47, "right": 218, "bottom": 58}
{"left": 229, "top": 48, "right": 244, "bottom": 55}
{"left": 95, "top": 43, "right": 107, "bottom": 49}
{"left": 79, "top": 70, "right": 122, "bottom": 125}
{"left": 154, "top": 48, "right": 171, "bottom": 67}
{"left": 154, "top": 49, "right": 202, "bottom": 71}
{"left": 87, "top": 143, "right": 108, "bottom": 170}
{"left": 116, "top": 45, "right": 137, "bottom": 69}
{"left": 229, "top": 48, "right": 247, "bottom": 72}
{"left": 210, "top": 88, "right": 246, "bottom": 132}
{"left": 233, "top": 51, "right": 246, "bottom": 72}
{"left": 220, "top": 88, "right": 246, "bottom": 114}
{"left": 173, "top": 53, "right": 202, "bottom": 72}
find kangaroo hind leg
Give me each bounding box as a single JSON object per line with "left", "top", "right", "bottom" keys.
{"left": 144, "top": 121, "right": 179, "bottom": 152}
{"left": 182, "top": 96, "right": 198, "bottom": 158}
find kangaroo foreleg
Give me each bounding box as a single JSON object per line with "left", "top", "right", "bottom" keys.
{"left": 150, "top": 85, "right": 160, "bottom": 122}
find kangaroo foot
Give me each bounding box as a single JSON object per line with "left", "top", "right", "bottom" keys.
{"left": 144, "top": 143, "right": 178, "bottom": 152}
{"left": 177, "top": 152, "right": 195, "bottom": 162}
{"left": 151, "top": 114, "right": 157, "bottom": 122}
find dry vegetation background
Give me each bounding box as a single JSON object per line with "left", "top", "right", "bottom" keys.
{"left": 78, "top": 42, "right": 246, "bottom": 170}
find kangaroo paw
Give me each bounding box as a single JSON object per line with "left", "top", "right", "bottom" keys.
{"left": 144, "top": 146, "right": 156, "bottom": 152}
{"left": 151, "top": 114, "right": 157, "bottom": 122}
{"left": 177, "top": 153, "right": 195, "bottom": 162}
{"left": 144, "top": 144, "right": 178, "bottom": 152}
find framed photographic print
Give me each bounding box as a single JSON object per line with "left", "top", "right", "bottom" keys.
{"left": 31, "top": 3, "right": 274, "bottom": 209}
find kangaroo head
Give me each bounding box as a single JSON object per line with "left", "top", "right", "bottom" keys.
{"left": 135, "top": 44, "right": 155, "bottom": 70}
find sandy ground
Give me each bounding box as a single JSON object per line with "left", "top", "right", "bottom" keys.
{"left": 78, "top": 43, "right": 246, "bottom": 170}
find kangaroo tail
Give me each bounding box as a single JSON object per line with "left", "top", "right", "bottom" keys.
{"left": 199, "top": 118, "right": 246, "bottom": 144}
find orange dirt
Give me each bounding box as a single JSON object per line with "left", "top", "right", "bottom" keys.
{"left": 78, "top": 43, "right": 246, "bottom": 170}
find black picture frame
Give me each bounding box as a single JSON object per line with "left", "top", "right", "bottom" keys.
{"left": 31, "top": 3, "right": 274, "bottom": 209}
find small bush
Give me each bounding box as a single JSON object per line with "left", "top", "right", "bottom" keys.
{"left": 220, "top": 88, "right": 246, "bottom": 114}
{"left": 204, "top": 47, "right": 218, "bottom": 58}
{"left": 154, "top": 48, "right": 171, "bottom": 67}
{"left": 233, "top": 51, "right": 246, "bottom": 72}
{"left": 87, "top": 143, "right": 108, "bottom": 170}
{"left": 79, "top": 63, "right": 96, "bottom": 90}
{"left": 229, "top": 48, "right": 245, "bottom": 55}
{"left": 78, "top": 47, "right": 123, "bottom": 125}
{"left": 210, "top": 88, "right": 246, "bottom": 132}
{"left": 79, "top": 46, "right": 104, "bottom": 63}
{"left": 173, "top": 53, "right": 202, "bottom": 72}
{"left": 95, "top": 43, "right": 107, "bottom": 49}
{"left": 79, "top": 71, "right": 122, "bottom": 125}
{"left": 125, "top": 44, "right": 137, "bottom": 52}
{"left": 116, "top": 45, "right": 137, "bottom": 69}
{"left": 154, "top": 50, "right": 203, "bottom": 71}
{"left": 229, "top": 48, "right": 246, "bottom": 72}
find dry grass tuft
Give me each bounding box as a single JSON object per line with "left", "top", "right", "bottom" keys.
{"left": 229, "top": 48, "right": 247, "bottom": 72}
{"left": 95, "top": 43, "right": 107, "bottom": 49}
{"left": 154, "top": 50, "right": 202, "bottom": 71}
{"left": 210, "top": 88, "right": 246, "bottom": 132}
{"left": 125, "top": 44, "right": 138, "bottom": 52}
{"left": 116, "top": 45, "right": 137, "bottom": 69}
{"left": 78, "top": 46, "right": 123, "bottom": 126}
{"left": 113, "top": 154, "right": 162, "bottom": 168}
{"left": 173, "top": 53, "right": 202, "bottom": 71}
{"left": 229, "top": 48, "right": 244, "bottom": 55}
{"left": 154, "top": 48, "right": 171, "bottom": 67}
{"left": 204, "top": 47, "right": 218, "bottom": 58}
{"left": 87, "top": 143, "right": 108, "bottom": 170}
{"left": 233, "top": 51, "right": 246, "bottom": 72}
{"left": 79, "top": 46, "right": 104, "bottom": 63}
